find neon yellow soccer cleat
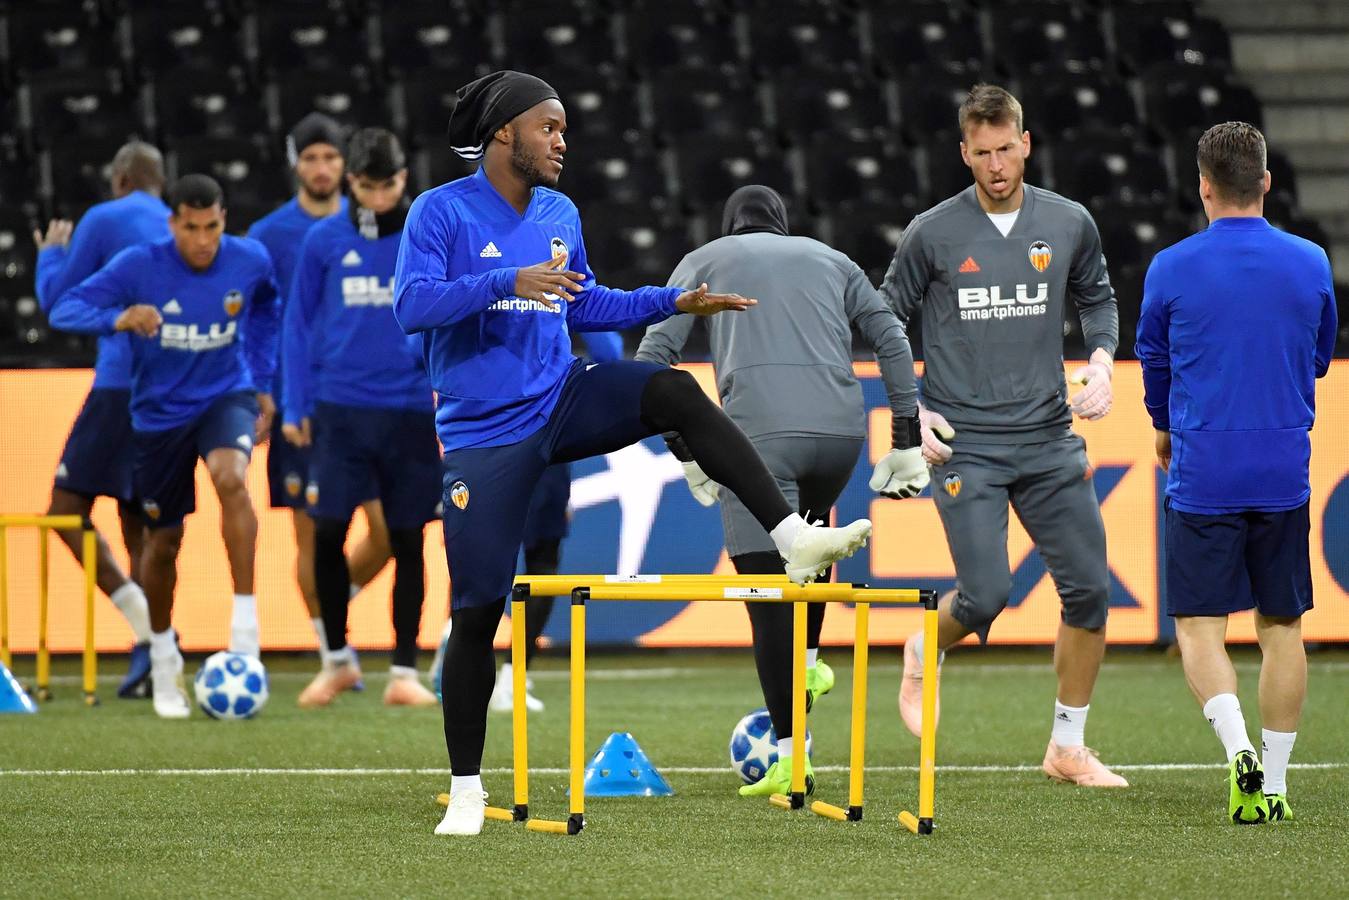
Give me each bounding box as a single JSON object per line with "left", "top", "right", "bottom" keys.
{"left": 805, "top": 659, "right": 834, "bottom": 712}
{"left": 738, "top": 756, "right": 815, "bottom": 798}
{"left": 1264, "top": 794, "right": 1293, "bottom": 822}
{"left": 1229, "top": 750, "right": 1269, "bottom": 825}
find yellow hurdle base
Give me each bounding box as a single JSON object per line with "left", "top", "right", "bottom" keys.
{"left": 809, "top": 801, "right": 862, "bottom": 822}
{"left": 525, "top": 814, "right": 584, "bottom": 836}
{"left": 898, "top": 811, "right": 934, "bottom": 835}
{"left": 483, "top": 807, "right": 515, "bottom": 822}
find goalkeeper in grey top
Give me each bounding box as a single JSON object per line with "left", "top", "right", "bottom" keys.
{"left": 638, "top": 184, "right": 927, "bottom": 799}
{"left": 881, "top": 84, "right": 1127, "bottom": 787}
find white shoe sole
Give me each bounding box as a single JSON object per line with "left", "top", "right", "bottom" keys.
{"left": 435, "top": 813, "right": 485, "bottom": 835}
{"left": 784, "top": 520, "right": 872, "bottom": 585}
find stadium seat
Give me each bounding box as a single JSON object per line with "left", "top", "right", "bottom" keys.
{"left": 804, "top": 135, "right": 922, "bottom": 212}
{"left": 399, "top": 70, "right": 465, "bottom": 147}
{"left": 274, "top": 70, "right": 392, "bottom": 135}
{"left": 897, "top": 72, "right": 980, "bottom": 143}
{"left": 744, "top": 3, "right": 864, "bottom": 74}
{"left": 128, "top": 6, "right": 246, "bottom": 82}
{"left": 170, "top": 136, "right": 287, "bottom": 211}
{"left": 1051, "top": 135, "right": 1171, "bottom": 208}
{"left": 1115, "top": 9, "right": 1232, "bottom": 73}
{"left": 415, "top": 144, "right": 478, "bottom": 193}
{"left": 1020, "top": 70, "right": 1140, "bottom": 139}
{"left": 992, "top": 3, "right": 1109, "bottom": 76}
{"left": 256, "top": 4, "right": 372, "bottom": 76}
{"left": 44, "top": 138, "right": 124, "bottom": 217}
{"left": 378, "top": 2, "right": 487, "bottom": 76}
{"left": 772, "top": 67, "right": 891, "bottom": 142}
{"left": 578, "top": 202, "right": 689, "bottom": 290}
{"left": 25, "top": 70, "right": 145, "bottom": 148}
{"left": 6, "top": 3, "right": 119, "bottom": 76}
{"left": 559, "top": 136, "right": 668, "bottom": 210}
{"left": 151, "top": 75, "right": 268, "bottom": 141}
{"left": 869, "top": 1, "right": 984, "bottom": 76}
{"left": 623, "top": 1, "right": 741, "bottom": 73}
{"left": 1143, "top": 65, "right": 1263, "bottom": 139}
{"left": 502, "top": 1, "right": 619, "bottom": 73}
{"left": 1094, "top": 204, "right": 1192, "bottom": 269}
{"left": 672, "top": 137, "right": 794, "bottom": 207}
{"left": 828, "top": 199, "right": 921, "bottom": 285}
{"left": 651, "top": 66, "right": 765, "bottom": 139}
{"left": 546, "top": 70, "right": 644, "bottom": 142}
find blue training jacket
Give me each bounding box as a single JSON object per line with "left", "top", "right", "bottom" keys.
{"left": 37, "top": 191, "right": 171, "bottom": 390}
{"left": 393, "top": 166, "right": 683, "bottom": 452}
{"left": 49, "top": 235, "right": 280, "bottom": 432}
{"left": 247, "top": 196, "right": 348, "bottom": 399}
{"left": 1135, "top": 217, "right": 1337, "bottom": 514}
{"left": 283, "top": 213, "right": 431, "bottom": 424}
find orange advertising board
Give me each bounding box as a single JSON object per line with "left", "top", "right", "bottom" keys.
{"left": 1, "top": 365, "right": 1347, "bottom": 653}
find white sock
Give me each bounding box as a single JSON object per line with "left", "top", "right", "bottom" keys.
{"left": 229, "top": 594, "right": 260, "bottom": 657}
{"left": 389, "top": 665, "right": 419, "bottom": 681}
{"left": 911, "top": 631, "right": 946, "bottom": 669}
{"left": 777, "top": 736, "right": 795, "bottom": 760}
{"left": 1051, "top": 700, "right": 1089, "bottom": 748}
{"left": 1261, "top": 729, "right": 1297, "bottom": 795}
{"left": 110, "top": 582, "right": 153, "bottom": 643}
{"left": 326, "top": 645, "right": 355, "bottom": 669}
{"left": 805, "top": 648, "right": 819, "bottom": 669}
{"left": 1203, "top": 693, "right": 1256, "bottom": 762}
{"left": 451, "top": 774, "right": 483, "bottom": 796}
{"left": 496, "top": 662, "right": 512, "bottom": 690}
{"left": 150, "top": 627, "right": 176, "bottom": 656}
{"left": 349, "top": 583, "right": 362, "bottom": 600}
{"left": 311, "top": 618, "right": 330, "bottom": 655}
{"left": 769, "top": 513, "right": 807, "bottom": 556}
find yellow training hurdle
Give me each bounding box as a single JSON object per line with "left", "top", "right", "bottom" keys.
{"left": 469, "top": 574, "right": 939, "bottom": 836}
{"left": 0, "top": 514, "right": 99, "bottom": 705}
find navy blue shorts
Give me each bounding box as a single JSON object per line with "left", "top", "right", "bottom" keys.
{"left": 1165, "top": 502, "right": 1313, "bottom": 618}
{"left": 55, "top": 387, "right": 135, "bottom": 502}
{"left": 442, "top": 360, "right": 663, "bottom": 610}
{"left": 134, "top": 392, "right": 259, "bottom": 529}
{"left": 522, "top": 463, "right": 572, "bottom": 547}
{"left": 266, "top": 416, "right": 311, "bottom": 509}
{"left": 307, "top": 402, "right": 441, "bottom": 530}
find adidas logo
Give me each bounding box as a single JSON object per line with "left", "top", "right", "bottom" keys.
{"left": 341, "top": 249, "right": 363, "bottom": 267}
{"left": 163, "top": 299, "right": 182, "bottom": 314}
{"left": 1055, "top": 712, "right": 1072, "bottom": 722}
{"left": 56, "top": 462, "right": 68, "bottom": 479}
{"left": 479, "top": 241, "right": 503, "bottom": 258}
{"left": 958, "top": 256, "right": 981, "bottom": 273}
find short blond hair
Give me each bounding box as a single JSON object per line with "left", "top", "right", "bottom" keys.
{"left": 958, "top": 84, "right": 1024, "bottom": 137}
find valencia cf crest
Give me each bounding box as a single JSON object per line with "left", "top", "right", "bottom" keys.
{"left": 223, "top": 289, "right": 244, "bottom": 317}
{"left": 450, "top": 481, "right": 470, "bottom": 511}
{"left": 1028, "top": 241, "right": 1052, "bottom": 273}
{"left": 943, "top": 472, "right": 963, "bottom": 498}
{"left": 549, "top": 236, "right": 568, "bottom": 261}
{"left": 305, "top": 482, "right": 319, "bottom": 506}
{"left": 142, "top": 499, "right": 161, "bottom": 521}
{"left": 285, "top": 472, "right": 303, "bottom": 498}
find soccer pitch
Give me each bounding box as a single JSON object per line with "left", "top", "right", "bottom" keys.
{"left": 3, "top": 648, "right": 1347, "bottom": 898}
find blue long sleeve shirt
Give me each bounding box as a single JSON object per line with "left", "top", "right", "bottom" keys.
{"left": 1135, "top": 216, "right": 1337, "bottom": 514}
{"left": 392, "top": 167, "right": 683, "bottom": 452}
{"left": 247, "top": 196, "right": 348, "bottom": 398}
{"left": 36, "top": 190, "right": 171, "bottom": 389}
{"left": 283, "top": 214, "right": 431, "bottom": 424}
{"left": 49, "top": 236, "right": 280, "bottom": 432}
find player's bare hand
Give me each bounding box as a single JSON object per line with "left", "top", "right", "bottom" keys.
{"left": 114, "top": 304, "right": 162, "bottom": 337}
{"left": 919, "top": 407, "right": 955, "bottom": 465}
{"left": 255, "top": 393, "right": 276, "bottom": 444}
{"left": 282, "top": 417, "right": 311, "bottom": 448}
{"left": 514, "top": 254, "right": 586, "bottom": 309}
{"left": 32, "top": 219, "right": 72, "bottom": 251}
{"left": 1069, "top": 354, "right": 1113, "bottom": 420}
{"left": 1154, "top": 429, "right": 1171, "bottom": 472}
{"left": 675, "top": 283, "right": 756, "bottom": 316}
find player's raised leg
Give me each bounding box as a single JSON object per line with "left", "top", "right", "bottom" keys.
{"left": 205, "top": 439, "right": 261, "bottom": 660}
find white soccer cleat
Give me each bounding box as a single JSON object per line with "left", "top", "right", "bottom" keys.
{"left": 782, "top": 518, "right": 872, "bottom": 585}
{"left": 150, "top": 653, "right": 191, "bottom": 719}
{"left": 434, "top": 790, "right": 488, "bottom": 836}
{"left": 488, "top": 664, "right": 544, "bottom": 713}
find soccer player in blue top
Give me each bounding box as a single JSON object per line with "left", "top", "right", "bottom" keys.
{"left": 35, "top": 142, "right": 168, "bottom": 697}
{"left": 1136, "top": 122, "right": 1337, "bottom": 825}
{"left": 51, "top": 175, "right": 281, "bottom": 719}
{"left": 395, "top": 70, "right": 873, "bottom": 836}
{"left": 249, "top": 114, "right": 392, "bottom": 671}
{"left": 282, "top": 128, "right": 440, "bottom": 710}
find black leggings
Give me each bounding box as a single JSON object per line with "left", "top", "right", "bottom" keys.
{"left": 440, "top": 367, "right": 796, "bottom": 775}
{"left": 314, "top": 516, "right": 426, "bottom": 668}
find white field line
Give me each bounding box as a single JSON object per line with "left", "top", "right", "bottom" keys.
{"left": 34, "top": 659, "right": 1349, "bottom": 686}
{"left": 0, "top": 763, "right": 1344, "bottom": 777}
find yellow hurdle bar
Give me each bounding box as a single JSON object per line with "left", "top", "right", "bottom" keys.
{"left": 0, "top": 523, "right": 9, "bottom": 669}
{"left": 567, "top": 592, "right": 586, "bottom": 835}
{"left": 582, "top": 582, "right": 923, "bottom": 605}
{"left": 771, "top": 600, "right": 809, "bottom": 811}
{"left": 81, "top": 526, "right": 97, "bottom": 705}
{"left": 511, "top": 595, "right": 529, "bottom": 822}
{"left": 0, "top": 515, "right": 84, "bottom": 529}
{"left": 899, "top": 603, "right": 940, "bottom": 835}
{"left": 37, "top": 526, "right": 50, "bottom": 702}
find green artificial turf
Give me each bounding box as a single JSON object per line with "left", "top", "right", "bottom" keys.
{"left": 2, "top": 648, "right": 1346, "bottom": 898}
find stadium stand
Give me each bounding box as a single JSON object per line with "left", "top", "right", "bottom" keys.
{"left": 0, "top": 0, "right": 1341, "bottom": 364}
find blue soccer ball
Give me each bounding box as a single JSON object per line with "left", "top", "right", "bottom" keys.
{"left": 728, "top": 707, "right": 812, "bottom": 785}
{"left": 194, "top": 651, "right": 269, "bottom": 720}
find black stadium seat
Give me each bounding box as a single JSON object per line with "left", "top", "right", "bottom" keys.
{"left": 651, "top": 66, "right": 764, "bottom": 139}
{"left": 1143, "top": 65, "right": 1263, "bottom": 138}
{"left": 773, "top": 68, "right": 891, "bottom": 142}
{"left": 274, "top": 70, "right": 391, "bottom": 134}
{"left": 502, "top": 1, "right": 618, "bottom": 73}
{"left": 993, "top": 3, "right": 1109, "bottom": 76}
{"left": 744, "top": 4, "right": 864, "bottom": 74}
{"left": 26, "top": 70, "right": 145, "bottom": 148}
{"left": 1021, "top": 71, "right": 1140, "bottom": 139}
{"left": 559, "top": 137, "right": 668, "bottom": 210}
{"left": 1051, "top": 136, "right": 1171, "bottom": 208}
{"left": 869, "top": 1, "right": 984, "bottom": 76}
{"left": 379, "top": 2, "right": 487, "bottom": 76}
{"left": 672, "top": 137, "right": 794, "bottom": 208}
{"left": 129, "top": 6, "right": 246, "bottom": 81}
{"left": 7, "top": 4, "right": 119, "bottom": 76}
{"left": 152, "top": 74, "right": 268, "bottom": 140}
{"left": 623, "top": 1, "right": 740, "bottom": 73}
{"left": 804, "top": 135, "right": 922, "bottom": 212}
{"left": 256, "top": 4, "right": 372, "bottom": 76}
{"left": 170, "top": 136, "right": 287, "bottom": 211}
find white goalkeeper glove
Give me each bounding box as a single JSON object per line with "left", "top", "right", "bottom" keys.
{"left": 919, "top": 408, "right": 956, "bottom": 465}
{"left": 869, "top": 447, "right": 929, "bottom": 499}
{"left": 681, "top": 460, "right": 720, "bottom": 507}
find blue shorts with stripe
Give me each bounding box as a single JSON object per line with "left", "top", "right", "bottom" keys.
{"left": 441, "top": 360, "right": 663, "bottom": 610}
{"left": 55, "top": 387, "right": 135, "bottom": 502}
{"left": 1165, "top": 502, "right": 1313, "bottom": 618}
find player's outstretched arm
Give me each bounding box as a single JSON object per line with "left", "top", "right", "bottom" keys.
{"left": 673, "top": 283, "right": 756, "bottom": 316}
{"left": 49, "top": 245, "right": 145, "bottom": 335}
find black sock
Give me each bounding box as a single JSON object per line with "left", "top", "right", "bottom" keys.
{"left": 388, "top": 526, "right": 425, "bottom": 669}
{"left": 735, "top": 552, "right": 794, "bottom": 740}
{"left": 523, "top": 540, "right": 561, "bottom": 666}
{"left": 640, "top": 369, "right": 791, "bottom": 531}
{"left": 313, "top": 516, "right": 351, "bottom": 654}
{"left": 441, "top": 597, "right": 506, "bottom": 776}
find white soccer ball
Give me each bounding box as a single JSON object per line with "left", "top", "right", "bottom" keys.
{"left": 194, "top": 651, "right": 269, "bottom": 720}
{"left": 728, "top": 707, "right": 812, "bottom": 785}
